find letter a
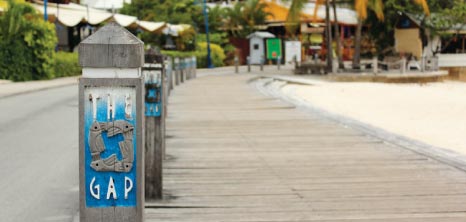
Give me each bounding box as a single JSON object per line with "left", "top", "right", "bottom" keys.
{"left": 90, "top": 177, "right": 100, "bottom": 199}
{"left": 124, "top": 176, "right": 133, "bottom": 199}
{"left": 106, "top": 177, "right": 117, "bottom": 200}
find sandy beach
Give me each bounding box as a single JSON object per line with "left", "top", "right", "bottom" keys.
{"left": 280, "top": 80, "right": 466, "bottom": 156}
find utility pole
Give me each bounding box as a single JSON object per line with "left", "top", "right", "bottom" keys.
{"left": 203, "top": 0, "right": 213, "bottom": 68}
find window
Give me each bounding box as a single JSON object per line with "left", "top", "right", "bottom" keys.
{"left": 254, "top": 44, "right": 259, "bottom": 50}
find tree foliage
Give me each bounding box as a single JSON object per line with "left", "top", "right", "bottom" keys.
{"left": 120, "top": 0, "right": 202, "bottom": 25}
{"left": 365, "top": 0, "right": 465, "bottom": 56}
{"left": 0, "top": 0, "right": 58, "bottom": 81}
{"left": 223, "top": 0, "right": 271, "bottom": 38}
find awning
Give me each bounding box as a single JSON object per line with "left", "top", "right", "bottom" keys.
{"left": 24, "top": 1, "right": 169, "bottom": 34}
{"left": 162, "top": 24, "right": 193, "bottom": 37}
{"left": 138, "top": 21, "right": 166, "bottom": 33}
{"left": 302, "top": 2, "right": 358, "bottom": 25}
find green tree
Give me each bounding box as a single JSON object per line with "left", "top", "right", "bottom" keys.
{"left": 0, "top": 0, "right": 57, "bottom": 81}
{"left": 194, "top": 5, "right": 227, "bottom": 33}
{"left": 365, "top": 0, "right": 464, "bottom": 57}
{"left": 120, "top": 0, "right": 202, "bottom": 25}
{"left": 224, "top": 0, "right": 271, "bottom": 38}
{"left": 224, "top": 2, "right": 245, "bottom": 37}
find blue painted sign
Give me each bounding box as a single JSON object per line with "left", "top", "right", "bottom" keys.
{"left": 84, "top": 86, "right": 137, "bottom": 207}
{"left": 144, "top": 69, "right": 162, "bottom": 117}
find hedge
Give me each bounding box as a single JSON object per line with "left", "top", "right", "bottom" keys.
{"left": 53, "top": 52, "right": 82, "bottom": 78}
{"left": 0, "top": 1, "right": 57, "bottom": 81}
{"left": 161, "top": 42, "right": 226, "bottom": 68}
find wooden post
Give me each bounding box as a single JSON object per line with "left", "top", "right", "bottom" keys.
{"left": 143, "top": 51, "right": 164, "bottom": 200}
{"left": 247, "top": 56, "right": 251, "bottom": 72}
{"left": 162, "top": 64, "right": 168, "bottom": 162}
{"left": 372, "top": 57, "right": 378, "bottom": 75}
{"left": 192, "top": 56, "right": 197, "bottom": 78}
{"left": 401, "top": 57, "right": 406, "bottom": 74}
{"left": 174, "top": 58, "right": 180, "bottom": 86}
{"left": 180, "top": 59, "right": 185, "bottom": 83}
{"left": 234, "top": 56, "right": 239, "bottom": 74}
{"left": 78, "top": 22, "right": 144, "bottom": 222}
{"left": 186, "top": 58, "right": 192, "bottom": 80}
{"left": 277, "top": 56, "right": 281, "bottom": 70}
{"left": 260, "top": 56, "right": 264, "bottom": 71}
{"left": 166, "top": 57, "right": 173, "bottom": 92}
{"left": 186, "top": 58, "right": 191, "bottom": 80}
{"left": 293, "top": 55, "right": 298, "bottom": 70}
{"left": 421, "top": 56, "right": 426, "bottom": 72}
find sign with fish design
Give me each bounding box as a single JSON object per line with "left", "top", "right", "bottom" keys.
{"left": 84, "top": 86, "right": 137, "bottom": 207}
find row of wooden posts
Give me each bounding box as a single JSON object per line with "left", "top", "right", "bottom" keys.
{"left": 144, "top": 53, "right": 197, "bottom": 200}
{"left": 78, "top": 22, "right": 196, "bottom": 222}
{"left": 234, "top": 55, "right": 283, "bottom": 73}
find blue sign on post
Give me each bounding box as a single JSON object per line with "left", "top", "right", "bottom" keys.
{"left": 84, "top": 87, "right": 137, "bottom": 207}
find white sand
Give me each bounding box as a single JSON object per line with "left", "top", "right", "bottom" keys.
{"left": 281, "top": 81, "right": 466, "bottom": 155}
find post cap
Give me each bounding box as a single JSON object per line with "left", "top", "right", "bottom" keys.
{"left": 79, "top": 22, "right": 144, "bottom": 68}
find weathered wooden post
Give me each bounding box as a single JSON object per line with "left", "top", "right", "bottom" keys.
{"left": 183, "top": 58, "right": 189, "bottom": 81}
{"left": 247, "top": 56, "right": 251, "bottom": 73}
{"left": 174, "top": 57, "right": 180, "bottom": 86}
{"left": 166, "top": 57, "right": 173, "bottom": 93}
{"left": 234, "top": 55, "right": 239, "bottom": 74}
{"left": 260, "top": 56, "right": 264, "bottom": 71}
{"left": 401, "top": 57, "right": 407, "bottom": 74}
{"left": 189, "top": 57, "right": 194, "bottom": 79}
{"left": 180, "top": 58, "right": 185, "bottom": 83}
{"left": 420, "top": 56, "right": 426, "bottom": 72}
{"left": 192, "top": 56, "right": 197, "bottom": 78}
{"left": 186, "top": 57, "right": 192, "bottom": 80}
{"left": 143, "top": 50, "right": 164, "bottom": 200}
{"left": 78, "top": 22, "right": 144, "bottom": 222}
{"left": 277, "top": 56, "right": 281, "bottom": 70}
{"left": 372, "top": 57, "right": 378, "bottom": 75}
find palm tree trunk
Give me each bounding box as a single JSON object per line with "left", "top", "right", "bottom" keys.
{"left": 331, "top": 0, "right": 344, "bottom": 70}
{"left": 352, "top": 18, "right": 362, "bottom": 69}
{"left": 325, "top": 0, "right": 333, "bottom": 72}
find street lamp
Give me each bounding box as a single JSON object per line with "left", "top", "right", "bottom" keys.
{"left": 203, "top": 0, "right": 213, "bottom": 68}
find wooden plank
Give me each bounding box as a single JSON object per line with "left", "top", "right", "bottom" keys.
{"left": 146, "top": 74, "right": 466, "bottom": 221}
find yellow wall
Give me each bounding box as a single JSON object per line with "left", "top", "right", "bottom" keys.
{"left": 395, "top": 28, "right": 423, "bottom": 59}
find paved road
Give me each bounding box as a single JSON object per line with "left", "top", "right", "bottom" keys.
{"left": 0, "top": 85, "right": 78, "bottom": 222}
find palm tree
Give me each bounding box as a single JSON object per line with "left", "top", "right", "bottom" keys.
{"left": 352, "top": 0, "right": 384, "bottom": 69}
{"left": 224, "top": 0, "right": 271, "bottom": 38}
{"left": 332, "top": 0, "right": 344, "bottom": 69}
{"left": 286, "top": 0, "right": 430, "bottom": 69}
{"left": 224, "top": 3, "right": 244, "bottom": 37}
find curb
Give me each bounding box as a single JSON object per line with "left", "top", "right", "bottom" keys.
{"left": 0, "top": 77, "right": 79, "bottom": 99}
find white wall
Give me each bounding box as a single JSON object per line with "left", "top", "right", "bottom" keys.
{"left": 285, "top": 41, "right": 301, "bottom": 63}
{"left": 438, "top": 54, "right": 466, "bottom": 67}
{"left": 250, "top": 37, "right": 264, "bottom": 65}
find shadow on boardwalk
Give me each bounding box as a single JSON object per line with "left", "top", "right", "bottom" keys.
{"left": 146, "top": 67, "right": 466, "bottom": 222}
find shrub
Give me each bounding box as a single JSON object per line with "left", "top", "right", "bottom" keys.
{"left": 162, "top": 42, "right": 225, "bottom": 68}
{"left": 196, "top": 42, "right": 225, "bottom": 67}
{"left": 0, "top": 1, "right": 57, "bottom": 81}
{"left": 53, "top": 52, "right": 81, "bottom": 78}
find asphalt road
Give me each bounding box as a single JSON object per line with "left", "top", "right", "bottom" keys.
{"left": 0, "top": 85, "right": 79, "bottom": 222}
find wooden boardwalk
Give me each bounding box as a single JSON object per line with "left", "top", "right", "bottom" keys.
{"left": 146, "top": 73, "right": 466, "bottom": 222}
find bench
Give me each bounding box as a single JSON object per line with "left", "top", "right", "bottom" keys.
{"left": 294, "top": 61, "right": 327, "bottom": 75}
